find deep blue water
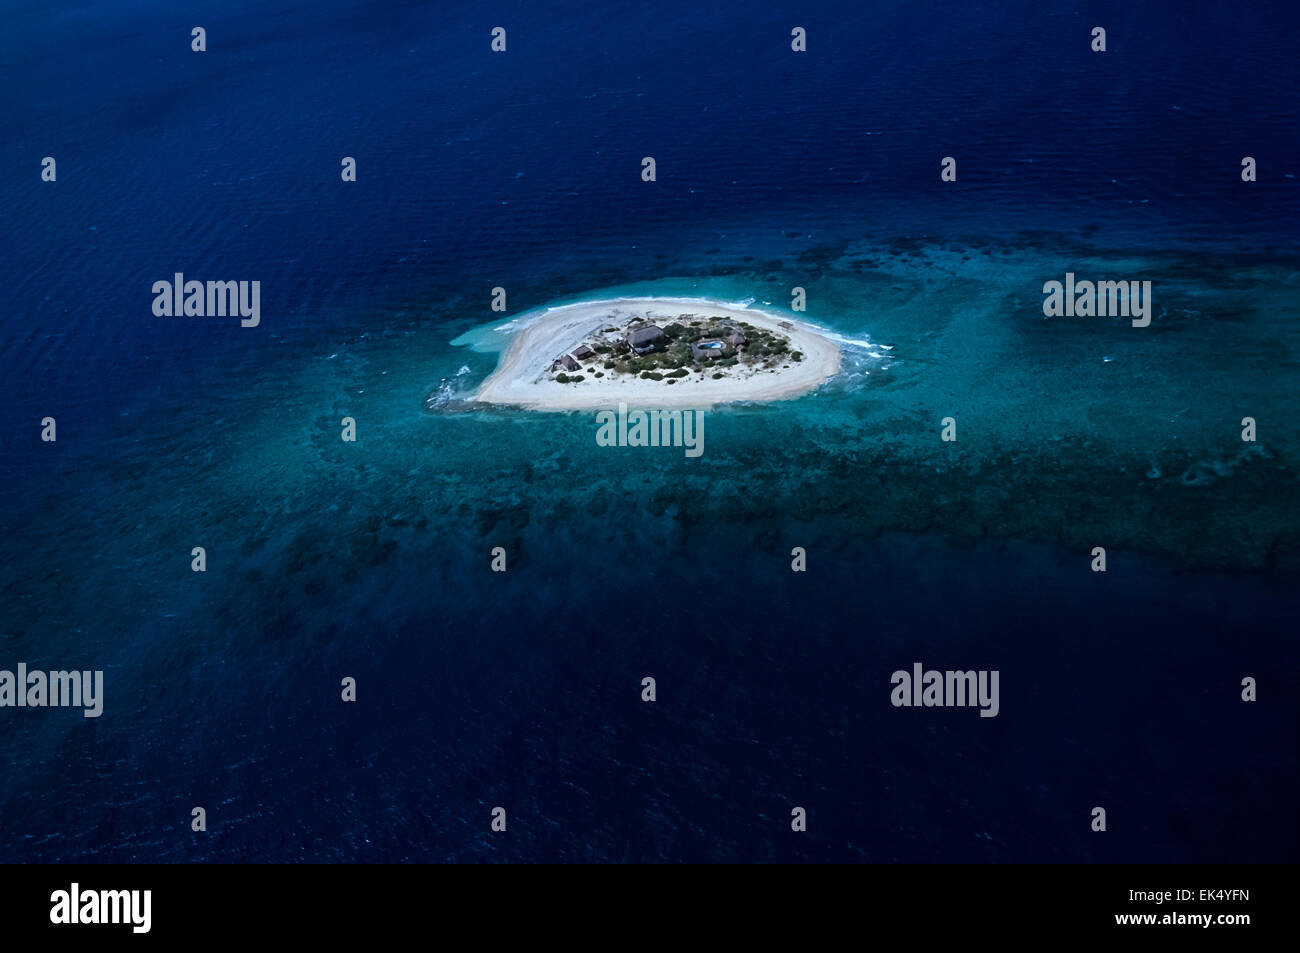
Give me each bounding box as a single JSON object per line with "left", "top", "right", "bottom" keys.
{"left": 0, "top": 0, "right": 1296, "bottom": 862}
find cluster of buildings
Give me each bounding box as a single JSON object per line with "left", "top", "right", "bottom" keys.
{"left": 690, "top": 326, "right": 746, "bottom": 361}
{"left": 556, "top": 343, "right": 595, "bottom": 372}
{"left": 552, "top": 320, "right": 749, "bottom": 374}
{"left": 628, "top": 322, "right": 747, "bottom": 360}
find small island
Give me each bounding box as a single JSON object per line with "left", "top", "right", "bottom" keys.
{"left": 472, "top": 296, "right": 841, "bottom": 410}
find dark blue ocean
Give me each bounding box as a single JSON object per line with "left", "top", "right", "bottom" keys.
{"left": 1, "top": 0, "right": 1296, "bottom": 862}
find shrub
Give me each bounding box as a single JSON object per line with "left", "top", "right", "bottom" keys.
{"left": 569, "top": 375, "right": 584, "bottom": 382}
{"left": 668, "top": 367, "right": 689, "bottom": 377}
{"left": 792, "top": 351, "right": 803, "bottom": 361}
{"left": 555, "top": 373, "right": 569, "bottom": 383}
{"left": 595, "top": 372, "right": 604, "bottom": 378}
{"left": 641, "top": 371, "right": 664, "bottom": 381}
{"left": 604, "top": 360, "right": 616, "bottom": 369}
{"left": 712, "top": 372, "right": 724, "bottom": 379}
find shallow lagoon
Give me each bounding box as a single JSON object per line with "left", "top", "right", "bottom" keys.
{"left": 2, "top": 233, "right": 1294, "bottom": 860}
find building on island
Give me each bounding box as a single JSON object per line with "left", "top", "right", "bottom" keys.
{"left": 724, "top": 327, "right": 746, "bottom": 346}
{"left": 692, "top": 339, "right": 728, "bottom": 361}
{"left": 572, "top": 344, "right": 595, "bottom": 360}
{"left": 626, "top": 325, "right": 666, "bottom": 355}
{"left": 559, "top": 354, "right": 580, "bottom": 371}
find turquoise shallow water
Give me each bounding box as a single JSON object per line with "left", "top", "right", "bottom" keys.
{"left": 424, "top": 242, "right": 1300, "bottom": 572}
{"left": 6, "top": 234, "right": 1295, "bottom": 862}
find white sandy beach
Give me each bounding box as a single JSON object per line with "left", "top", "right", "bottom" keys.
{"left": 472, "top": 297, "right": 842, "bottom": 410}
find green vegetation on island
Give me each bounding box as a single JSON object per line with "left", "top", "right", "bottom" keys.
{"left": 548, "top": 314, "right": 796, "bottom": 384}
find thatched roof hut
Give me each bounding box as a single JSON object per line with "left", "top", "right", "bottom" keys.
{"left": 626, "top": 325, "right": 666, "bottom": 354}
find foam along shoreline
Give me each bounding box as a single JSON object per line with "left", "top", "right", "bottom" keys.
{"left": 471, "top": 297, "right": 842, "bottom": 410}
